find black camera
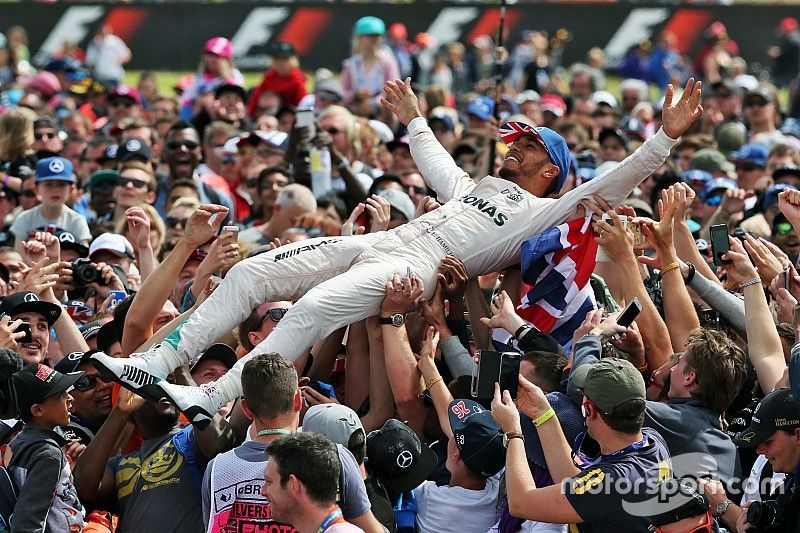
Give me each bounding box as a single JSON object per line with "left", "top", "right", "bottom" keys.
{"left": 747, "top": 500, "right": 784, "bottom": 531}
{"left": 72, "top": 258, "right": 106, "bottom": 287}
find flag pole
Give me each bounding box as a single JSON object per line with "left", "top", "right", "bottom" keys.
{"left": 487, "top": 0, "right": 507, "bottom": 177}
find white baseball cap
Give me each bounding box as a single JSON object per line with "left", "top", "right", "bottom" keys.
{"left": 89, "top": 233, "right": 135, "bottom": 259}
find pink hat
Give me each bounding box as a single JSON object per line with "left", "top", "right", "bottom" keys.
{"left": 540, "top": 94, "right": 567, "bottom": 117}
{"left": 23, "top": 71, "right": 60, "bottom": 98}
{"left": 204, "top": 37, "right": 233, "bottom": 59}
{"left": 779, "top": 17, "right": 799, "bottom": 35}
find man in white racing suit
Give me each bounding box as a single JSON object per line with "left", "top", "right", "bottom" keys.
{"left": 91, "top": 78, "right": 703, "bottom": 427}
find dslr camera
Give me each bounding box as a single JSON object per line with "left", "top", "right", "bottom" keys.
{"left": 747, "top": 499, "right": 785, "bottom": 532}
{"left": 72, "top": 258, "right": 106, "bottom": 287}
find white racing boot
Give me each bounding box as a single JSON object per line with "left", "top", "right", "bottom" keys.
{"left": 90, "top": 343, "right": 184, "bottom": 399}
{"left": 152, "top": 380, "right": 229, "bottom": 430}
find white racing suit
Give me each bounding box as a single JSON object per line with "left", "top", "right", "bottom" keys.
{"left": 177, "top": 117, "right": 676, "bottom": 384}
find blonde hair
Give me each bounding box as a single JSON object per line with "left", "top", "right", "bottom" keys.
{"left": 114, "top": 203, "right": 166, "bottom": 253}
{"left": 119, "top": 160, "right": 156, "bottom": 191}
{"left": 318, "top": 105, "right": 361, "bottom": 158}
{"left": 0, "top": 107, "right": 35, "bottom": 161}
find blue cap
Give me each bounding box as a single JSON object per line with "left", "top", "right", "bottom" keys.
{"left": 428, "top": 112, "right": 455, "bottom": 132}
{"left": 730, "top": 143, "right": 768, "bottom": 167}
{"left": 682, "top": 169, "right": 712, "bottom": 186}
{"left": 702, "top": 177, "right": 737, "bottom": 202}
{"left": 467, "top": 96, "right": 495, "bottom": 121}
{"left": 781, "top": 117, "right": 800, "bottom": 139}
{"left": 35, "top": 157, "right": 74, "bottom": 184}
{"left": 764, "top": 183, "right": 798, "bottom": 210}
{"left": 499, "top": 121, "right": 572, "bottom": 191}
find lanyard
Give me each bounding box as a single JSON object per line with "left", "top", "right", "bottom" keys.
{"left": 256, "top": 428, "right": 291, "bottom": 438}
{"left": 317, "top": 508, "right": 345, "bottom": 533}
{"left": 573, "top": 432, "right": 648, "bottom": 467}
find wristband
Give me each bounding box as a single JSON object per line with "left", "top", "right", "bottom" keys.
{"left": 683, "top": 262, "right": 696, "bottom": 285}
{"left": 739, "top": 277, "right": 762, "bottom": 289}
{"left": 514, "top": 324, "right": 532, "bottom": 340}
{"left": 426, "top": 375, "right": 443, "bottom": 389}
{"left": 533, "top": 407, "right": 555, "bottom": 427}
{"left": 1, "top": 174, "right": 9, "bottom": 186}
{"left": 660, "top": 261, "right": 680, "bottom": 276}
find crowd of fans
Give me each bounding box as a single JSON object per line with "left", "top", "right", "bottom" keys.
{"left": 0, "top": 11, "right": 797, "bottom": 533}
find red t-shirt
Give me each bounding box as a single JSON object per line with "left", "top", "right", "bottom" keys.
{"left": 246, "top": 67, "right": 307, "bottom": 118}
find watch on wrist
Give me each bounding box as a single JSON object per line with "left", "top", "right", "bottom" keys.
{"left": 502, "top": 431, "right": 524, "bottom": 448}
{"left": 380, "top": 313, "right": 405, "bottom": 327}
{"left": 714, "top": 498, "right": 733, "bottom": 519}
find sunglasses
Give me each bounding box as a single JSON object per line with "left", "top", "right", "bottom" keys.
{"left": 166, "top": 216, "right": 189, "bottom": 229}
{"left": 324, "top": 127, "right": 342, "bottom": 135}
{"left": 34, "top": 131, "right": 57, "bottom": 141}
{"left": 776, "top": 222, "right": 794, "bottom": 236}
{"left": 736, "top": 162, "right": 761, "bottom": 172}
{"left": 118, "top": 177, "right": 148, "bottom": 189}
{"left": 258, "top": 308, "right": 289, "bottom": 328}
{"left": 705, "top": 195, "right": 723, "bottom": 207}
{"left": 167, "top": 140, "right": 200, "bottom": 151}
{"left": 408, "top": 185, "right": 427, "bottom": 195}
{"left": 74, "top": 375, "right": 107, "bottom": 392}
{"left": 746, "top": 99, "right": 769, "bottom": 107}
{"left": 109, "top": 99, "right": 135, "bottom": 108}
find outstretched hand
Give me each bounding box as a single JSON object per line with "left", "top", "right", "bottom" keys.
{"left": 381, "top": 78, "right": 424, "bottom": 126}
{"left": 661, "top": 78, "right": 703, "bottom": 139}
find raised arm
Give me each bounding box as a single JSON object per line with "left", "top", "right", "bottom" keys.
{"left": 382, "top": 78, "right": 475, "bottom": 202}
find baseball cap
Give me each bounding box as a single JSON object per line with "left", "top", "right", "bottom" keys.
{"left": 467, "top": 96, "right": 495, "bottom": 121}
{"left": 87, "top": 170, "right": 119, "bottom": 191}
{"left": 214, "top": 83, "right": 246, "bottom": 102}
{"left": 0, "top": 291, "right": 62, "bottom": 325}
{"left": 89, "top": 233, "right": 135, "bottom": 260}
{"left": 702, "top": 177, "right": 737, "bottom": 203}
{"left": 269, "top": 41, "right": 296, "bottom": 59}
{"left": 681, "top": 169, "right": 712, "bottom": 188}
{"left": 116, "top": 138, "right": 152, "bottom": 163}
{"left": 190, "top": 343, "right": 237, "bottom": 372}
{"left": 204, "top": 37, "right": 233, "bottom": 59}
{"left": 353, "top": 16, "right": 386, "bottom": 37}
{"left": 54, "top": 349, "right": 102, "bottom": 374}
{"left": 303, "top": 403, "right": 365, "bottom": 448}
{"left": 34, "top": 226, "right": 89, "bottom": 257}
{"left": 366, "top": 418, "right": 437, "bottom": 492}
{"left": 730, "top": 143, "right": 768, "bottom": 168}
{"left": 744, "top": 87, "right": 774, "bottom": 106}
{"left": 108, "top": 85, "right": 142, "bottom": 106}
{"left": 781, "top": 118, "right": 800, "bottom": 139}
{"left": 591, "top": 90, "right": 618, "bottom": 109}
{"left": 376, "top": 188, "right": 415, "bottom": 223}
{"left": 711, "top": 79, "right": 743, "bottom": 96}
{"left": 571, "top": 358, "right": 646, "bottom": 414}
{"left": 80, "top": 321, "right": 103, "bottom": 342}
{"left": 714, "top": 121, "right": 747, "bottom": 155}
{"left": 735, "top": 389, "right": 800, "bottom": 447}
{"left": 779, "top": 17, "right": 799, "bottom": 35}
{"left": 539, "top": 94, "right": 567, "bottom": 117}
{"left": 429, "top": 112, "right": 456, "bottom": 133}
{"left": 516, "top": 90, "right": 540, "bottom": 105}
{"left": 763, "top": 183, "right": 798, "bottom": 210}
{"left": 35, "top": 157, "right": 74, "bottom": 184}
{"left": 691, "top": 148, "right": 734, "bottom": 174}
{"left": 11, "top": 363, "right": 83, "bottom": 420}
{"left": 499, "top": 120, "right": 572, "bottom": 191}
{"left": 103, "top": 144, "right": 118, "bottom": 163}
{"left": 386, "top": 135, "right": 410, "bottom": 153}
{"left": 65, "top": 300, "right": 95, "bottom": 325}
{"left": 237, "top": 130, "right": 288, "bottom": 150}
{"left": 447, "top": 399, "right": 505, "bottom": 478}
{"left": 773, "top": 165, "right": 800, "bottom": 183}
{"left": 315, "top": 79, "right": 344, "bottom": 101}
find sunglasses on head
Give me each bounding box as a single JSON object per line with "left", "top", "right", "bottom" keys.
{"left": 258, "top": 308, "right": 289, "bottom": 327}
{"left": 34, "top": 131, "right": 57, "bottom": 141}
{"left": 74, "top": 374, "right": 107, "bottom": 392}
{"left": 167, "top": 139, "right": 200, "bottom": 151}
{"left": 118, "top": 177, "right": 148, "bottom": 189}
{"left": 166, "top": 216, "right": 189, "bottom": 229}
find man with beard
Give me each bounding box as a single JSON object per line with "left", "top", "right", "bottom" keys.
{"left": 73, "top": 383, "right": 236, "bottom": 532}
{"left": 92, "top": 78, "right": 704, "bottom": 428}
{"left": 0, "top": 291, "right": 68, "bottom": 365}
{"left": 154, "top": 121, "right": 234, "bottom": 218}
{"left": 55, "top": 349, "right": 113, "bottom": 444}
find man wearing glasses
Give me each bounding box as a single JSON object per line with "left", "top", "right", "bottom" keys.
{"left": 55, "top": 349, "right": 114, "bottom": 445}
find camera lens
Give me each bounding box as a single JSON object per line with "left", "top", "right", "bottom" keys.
{"left": 747, "top": 500, "right": 778, "bottom": 530}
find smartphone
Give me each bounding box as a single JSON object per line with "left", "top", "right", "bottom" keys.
{"left": 472, "top": 350, "right": 502, "bottom": 400}
{"left": 602, "top": 213, "right": 628, "bottom": 229}
{"left": 499, "top": 352, "right": 521, "bottom": 399}
{"left": 295, "top": 107, "right": 316, "bottom": 138}
{"left": 732, "top": 227, "right": 747, "bottom": 244}
{"left": 107, "top": 290, "right": 127, "bottom": 310}
{"left": 222, "top": 225, "right": 239, "bottom": 239}
{"left": 616, "top": 297, "right": 642, "bottom": 328}
{"left": 308, "top": 380, "right": 335, "bottom": 399}
{"left": 784, "top": 269, "right": 791, "bottom": 291}
{"left": 15, "top": 322, "right": 32, "bottom": 344}
{"left": 709, "top": 224, "right": 731, "bottom": 266}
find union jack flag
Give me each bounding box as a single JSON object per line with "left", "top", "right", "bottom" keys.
{"left": 498, "top": 121, "right": 545, "bottom": 146}
{"left": 515, "top": 216, "right": 598, "bottom": 349}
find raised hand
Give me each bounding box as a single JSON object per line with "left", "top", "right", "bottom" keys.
{"left": 381, "top": 78, "right": 424, "bottom": 126}
{"left": 480, "top": 290, "right": 525, "bottom": 333}
{"left": 778, "top": 189, "right": 800, "bottom": 227}
{"left": 380, "top": 274, "right": 424, "bottom": 316}
{"left": 365, "top": 195, "right": 391, "bottom": 233}
{"left": 661, "top": 78, "right": 703, "bottom": 139}
{"left": 723, "top": 236, "right": 759, "bottom": 286}
{"left": 341, "top": 203, "right": 366, "bottom": 236}
{"left": 126, "top": 206, "right": 152, "bottom": 251}
{"left": 181, "top": 204, "right": 229, "bottom": 247}
{"left": 672, "top": 182, "right": 696, "bottom": 222}
{"left": 743, "top": 233, "right": 783, "bottom": 285}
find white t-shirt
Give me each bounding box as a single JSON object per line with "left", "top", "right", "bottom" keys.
{"left": 742, "top": 454, "right": 786, "bottom": 504}
{"left": 86, "top": 34, "right": 130, "bottom": 81}
{"left": 487, "top": 519, "right": 567, "bottom": 533}
{"left": 415, "top": 475, "right": 500, "bottom": 533}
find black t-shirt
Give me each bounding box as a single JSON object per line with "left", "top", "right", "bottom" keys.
{"left": 564, "top": 428, "right": 671, "bottom": 532}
